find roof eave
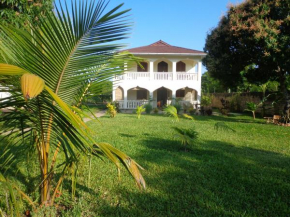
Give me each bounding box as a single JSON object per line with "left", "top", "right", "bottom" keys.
{"left": 129, "top": 52, "right": 207, "bottom": 56}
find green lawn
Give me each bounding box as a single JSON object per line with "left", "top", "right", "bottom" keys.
{"left": 2, "top": 113, "right": 290, "bottom": 216}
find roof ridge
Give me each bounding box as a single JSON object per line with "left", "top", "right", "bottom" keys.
{"left": 149, "top": 40, "right": 171, "bottom": 46}
{"left": 171, "top": 45, "right": 203, "bottom": 52}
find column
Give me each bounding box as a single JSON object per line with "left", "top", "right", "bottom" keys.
{"left": 123, "top": 88, "right": 127, "bottom": 109}
{"left": 197, "top": 61, "right": 202, "bottom": 104}
{"left": 112, "top": 89, "right": 116, "bottom": 101}
{"left": 197, "top": 61, "right": 202, "bottom": 82}
{"left": 172, "top": 89, "right": 176, "bottom": 105}
{"left": 149, "top": 61, "right": 154, "bottom": 80}
{"left": 149, "top": 91, "right": 154, "bottom": 107}
{"left": 124, "top": 62, "right": 128, "bottom": 80}
{"left": 172, "top": 61, "right": 177, "bottom": 80}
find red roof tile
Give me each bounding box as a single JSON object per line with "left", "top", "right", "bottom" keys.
{"left": 123, "top": 40, "right": 206, "bottom": 55}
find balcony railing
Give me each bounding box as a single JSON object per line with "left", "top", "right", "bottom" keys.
{"left": 114, "top": 72, "right": 198, "bottom": 81}
{"left": 116, "top": 100, "right": 198, "bottom": 109}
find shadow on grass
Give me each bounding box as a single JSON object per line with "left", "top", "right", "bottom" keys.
{"left": 92, "top": 137, "right": 290, "bottom": 217}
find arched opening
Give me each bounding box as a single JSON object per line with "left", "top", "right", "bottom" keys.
{"left": 177, "top": 61, "right": 186, "bottom": 72}
{"left": 137, "top": 62, "right": 148, "bottom": 72}
{"left": 127, "top": 87, "right": 149, "bottom": 100}
{"left": 115, "top": 86, "right": 124, "bottom": 100}
{"left": 157, "top": 61, "right": 168, "bottom": 72}
{"left": 176, "top": 87, "right": 197, "bottom": 102}
{"left": 154, "top": 87, "right": 172, "bottom": 107}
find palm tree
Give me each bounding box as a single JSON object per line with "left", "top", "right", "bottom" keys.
{"left": 0, "top": 0, "right": 145, "bottom": 208}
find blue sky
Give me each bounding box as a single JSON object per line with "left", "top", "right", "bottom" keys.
{"left": 107, "top": 0, "right": 244, "bottom": 51}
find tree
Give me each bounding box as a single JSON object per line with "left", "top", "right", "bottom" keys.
{"left": 0, "top": 0, "right": 145, "bottom": 210}
{"left": 201, "top": 71, "right": 225, "bottom": 93}
{"left": 0, "top": 0, "right": 53, "bottom": 28}
{"left": 204, "top": 0, "right": 290, "bottom": 117}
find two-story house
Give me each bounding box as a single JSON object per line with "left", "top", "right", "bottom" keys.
{"left": 112, "top": 40, "right": 206, "bottom": 109}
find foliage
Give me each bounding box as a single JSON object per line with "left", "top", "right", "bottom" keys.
{"left": 173, "top": 127, "right": 198, "bottom": 151}
{"left": 205, "top": 108, "right": 213, "bottom": 116}
{"left": 202, "top": 71, "right": 225, "bottom": 93}
{"left": 229, "top": 93, "right": 242, "bottom": 112}
{"left": 203, "top": 0, "right": 290, "bottom": 115}
{"left": 201, "top": 95, "right": 212, "bottom": 107}
{"left": 164, "top": 105, "right": 179, "bottom": 122}
{"left": 214, "top": 122, "right": 236, "bottom": 132}
{"left": 136, "top": 105, "right": 145, "bottom": 119}
{"left": 0, "top": 0, "right": 54, "bottom": 29}
{"left": 112, "top": 101, "right": 121, "bottom": 113}
{"left": 106, "top": 103, "right": 117, "bottom": 118}
{"left": 188, "top": 108, "right": 196, "bottom": 115}
{"left": 245, "top": 102, "right": 259, "bottom": 119}
{"left": 153, "top": 107, "right": 159, "bottom": 114}
{"left": 173, "top": 103, "right": 182, "bottom": 114}
{"left": 144, "top": 103, "right": 152, "bottom": 114}
{"left": 0, "top": 0, "right": 145, "bottom": 210}
{"left": 182, "top": 114, "right": 194, "bottom": 121}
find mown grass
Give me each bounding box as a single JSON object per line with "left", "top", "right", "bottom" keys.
{"left": 2, "top": 113, "right": 290, "bottom": 216}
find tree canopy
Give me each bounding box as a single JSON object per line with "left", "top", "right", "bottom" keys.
{"left": 0, "top": 0, "right": 54, "bottom": 28}
{"left": 203, "top": 0, "right": 290, "bottom": 114}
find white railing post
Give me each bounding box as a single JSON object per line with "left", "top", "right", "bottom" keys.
{"left": 123, "top": 88, "right": 127, "bottom": 109}
{"left": 172, "top": 61, "right": 177, "bottom": 80}
{"left": 150, "top": 61, "right": 154, "bottom": 80}
{"left": 112, "top": 89, "right": 116, "bottom": 101}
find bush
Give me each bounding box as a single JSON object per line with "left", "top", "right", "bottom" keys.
{"left": 112, "top": 101, "right": 120, "bottom": 112}
{"left": 106, "top": 103, "right": 117, "bottom": 118}
{"left": 144, "top": 104, "right": 152, "bottom": 114}
{"left": 136, "top": 105, "right": 146, "bottom": 119}
{"left": 205, "top": 108, "right": 213, "bottom": 116}
{"left": 173, "top": 103, "right": 182, "bottom": 114}
{"left": 153, "top": 108, "right": 159, "bottom": 114}
{"left": 188, "top": 108, "right": 196, "bottom": 115}
{"left": 201, "top": 95, "right": 212, "bottom": 107}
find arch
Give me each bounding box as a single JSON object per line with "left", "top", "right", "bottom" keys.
{"left": 137, "top": 62, "right": 148, "bottom": 72}
{"left": 127, "top": 86, "right": 149, "bottom": 100}
{"left": 157, "top": 61, "right": 168, "bottom": 72}
{"left": 115, "top": 86, "right": 124, "bottom": 100}
{"left": 175, "top": 87, "right": 198, "bottom": 101}
{"left": 153, "top": 86, "right": 173, "bottom": 107}
{"left": 176, "top": 61, "right": 186, "bottom": 72}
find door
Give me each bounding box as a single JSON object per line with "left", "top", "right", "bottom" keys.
{"left": 157, "top": 61, "right": 168, "bottom": 72}
{"left": 157, "top": 87, "right": 168, "bottom": 107}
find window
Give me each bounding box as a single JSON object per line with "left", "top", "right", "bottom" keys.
{"left": 137, "top": 62, "right": 148, "bottom": 72}
{"left": 157, "top": 61, "right": 168, "bottom": 72}
{"left": 137, "top": 89, "right": 147, "bottom": 100}
{"left": 176, "top": 89, "right": 185, "bottom": 98}
{"left": 177, "top": 61, "right": 186, "bottom": 72}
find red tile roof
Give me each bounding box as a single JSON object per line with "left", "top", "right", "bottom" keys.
{"left": 123, "top": 40, "right": 206, "bottom": 55}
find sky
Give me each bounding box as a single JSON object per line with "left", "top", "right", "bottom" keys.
{"left": 106, "top": 0, "right": 244, "bottom": 52}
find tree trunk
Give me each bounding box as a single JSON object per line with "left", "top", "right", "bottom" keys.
{"left": 252, "top": 111, "right": 255, "bottom": 119}
{"left": 279, "top": 71, "right": 290, "bottom": 119}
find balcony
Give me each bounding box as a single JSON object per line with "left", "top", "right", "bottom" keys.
{"left": 115, "top": 72, "right": 198, "bottom": 81}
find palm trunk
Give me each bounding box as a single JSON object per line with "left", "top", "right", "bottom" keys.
{"left": 252, "top": 111, "right": 255, "bottom": 119}
{"left": 279, "top": 71, "right": 290, "bottom": 119}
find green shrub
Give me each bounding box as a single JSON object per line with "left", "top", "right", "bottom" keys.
{"left": 153, "top": 108, "right": 159, "bottom": 114}
{"left": 144, "top": 104, "right": 152, "bottom": 114}
{"left": 106, "top": 103, "right": 117, "bottom": 118}
{"left": 136, "top": 105, "right": 146, "bottom": 119}
{"left": 173, "top": 103, "right": 182, "bottom": 114}
{"left": 201, "top": 95, "right": 212, "bottom": 107}
{"left": 188, "top": 108, "right": 196, "bottom": 115}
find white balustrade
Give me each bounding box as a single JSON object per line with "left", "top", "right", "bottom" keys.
{"left": 127, "top": 100, "right": 149, "bottom": 109}
{"left": 127, "top": 72, "right": 150, "bottom": 80}
{"left": 176, "top": 73, "right": 197, "bottom": 81}
{"left": 154, "top": 73, "right": 173, "bottom": 80}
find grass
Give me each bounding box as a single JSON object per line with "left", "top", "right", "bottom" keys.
{"left": 1, "top": 113, "right": 290, "bottom": 216}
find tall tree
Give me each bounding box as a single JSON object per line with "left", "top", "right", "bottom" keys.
{"left": 0, "top": 0, "right": 53, "bottom": 28}
{"left": 204, "top": 0, "right": 290, "bottom": 116}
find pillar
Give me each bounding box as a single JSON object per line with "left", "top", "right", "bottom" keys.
{"left": 112, "top": 89, "right": 116, "bottom": 101}
{"left": 172, "top": 61, "right": 177, "bottom": 80}
{"left": 123, "top": 88, "right": 127, "bottom": 109}
{"left": 149, "top": 61, "right": 154, "bottom": 80}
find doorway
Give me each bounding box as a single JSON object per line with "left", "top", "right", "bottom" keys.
{"left": 157, "top": 87, "right": 168, "bottom": 107}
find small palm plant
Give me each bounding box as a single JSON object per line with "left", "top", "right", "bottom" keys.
{"left": 173, "top": 127, "right": 198, "bottom": 151}
{"left": 164, "top": 105, "right": 179, "bottom": 122}
{"left": 136, "top": 105, "right": 145, "bottom": 119}
{"left": 106, "top": 103, "right": 117, "bottom": 118}
{"left": 0, "top": 0, "right": 145, "bottom": 210}
{"left": 245, "top": 102, "right": 258, "bottom": 119}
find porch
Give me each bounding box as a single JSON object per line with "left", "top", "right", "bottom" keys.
{"left": 114, "top": 86, "right": 199, "bottom": 109}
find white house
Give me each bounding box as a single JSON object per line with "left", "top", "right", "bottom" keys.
{"left": 112, "top": 40, "right": 206, "bottom": 109}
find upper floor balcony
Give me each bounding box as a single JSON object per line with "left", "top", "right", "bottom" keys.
{"left": 114, "top": 59, "right": 202, "bottom": 82}
{"left": 115, "top": 72, "right": 198, "bottom": 81}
